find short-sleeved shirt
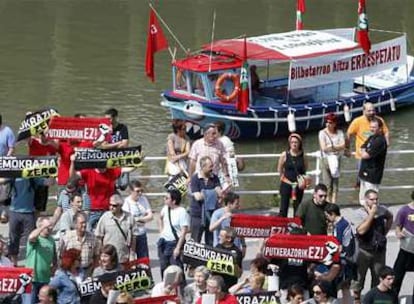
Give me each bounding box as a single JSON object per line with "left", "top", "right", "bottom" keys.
{"left": 189, "top": 138, "right": 226, "bottom": 175}
{"left": 347, "top": 115, "right": 388, "bottom": 159}
{"left": 28, "top": 138, "right": 57, "bottom": 156}
{"left": 80, "top": 168, "right": 121, "bottom": 211}
{"left": 395, "top": 204, "right": 414, "bottom": 253}
{"left": 359, "top": 134, "right": 387, "bottom": 184}
{"left": 210, "top": 207, "right": 244, "bottom": 249}
{"left": 110, "top": 123, "right": 128, "bottom": 143}
{"left": 10, "top": 178, "right": 46, "bottom": 213}
{"left": 296, "top": 199, "right": 330, "bottom": 235}
{"left": 318, "top": 129, "right": 345, "bottom": 157}
{"left": 0, "top": 125, "right": 15, "bottom": 156}
{"left": 190, "top": 172, "right": 221, "bottom": 218}
{"left": 362, "top": 287, "right": 398, "bottom": 304}
{"left": 122, "top": 195, "right": 152, "bottom": 235}
{"left": 159, "top": 205, "right": 189, "bottom": 242}
{"left": 59, "top": 230, "right": 100, "bottom": 269}
{"left": 95, "top": 211, "right": 133, "bottom": 263}
{"left": 26, "top": 236, "right": 56, "bottom": 282}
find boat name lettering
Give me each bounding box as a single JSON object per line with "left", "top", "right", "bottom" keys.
{"left": 290, "top": 64, "right": 331, "bottom": 80}
{"left": 351, "top": 45, "right": 401, "bottom": 70}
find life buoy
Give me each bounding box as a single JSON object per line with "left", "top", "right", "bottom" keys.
{"left": 215, "top": 73, "right": 240, "bottom": 102}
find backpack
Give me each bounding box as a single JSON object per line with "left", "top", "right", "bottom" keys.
{"left": 337, "top": 220, "right": 359, "bottom": 264}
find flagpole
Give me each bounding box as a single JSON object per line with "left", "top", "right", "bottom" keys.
{"left": 149, "top": 3, "right": 188, "bottom": 55}
{"left": 208, "top": 10, "right": 217, "bottom": 73}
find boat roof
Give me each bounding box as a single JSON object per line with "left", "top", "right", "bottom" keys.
{"left": 173, "top": 29, "right": 360, "bottom": 72}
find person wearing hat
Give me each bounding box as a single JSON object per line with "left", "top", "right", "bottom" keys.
{"left": 277, "top": 133, "right": 309, "bottom": 217}
{"left": 318, "top": 112, "right": 346, "bottom": 204}
{"left": 89, "top": 272, "right": 118, "bottom": 304}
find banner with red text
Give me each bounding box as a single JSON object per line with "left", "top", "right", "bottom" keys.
{"left": 288, "top": 35, "right": 407, "bottom": 90}
{"left": 230, "top": 214, "right": 302, "bottom": 238}
{"left": 263, "top": 234, "right": 340, "bottom": 264}
{"left": 0, "top": 267, "right": 33, "bottom": 294}
{"left": 47, "top": 116, "right": 112, "bottom": 141}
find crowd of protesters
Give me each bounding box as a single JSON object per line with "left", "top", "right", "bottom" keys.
{"left": 0, "top": 104, "right": 412, "bottom": 304}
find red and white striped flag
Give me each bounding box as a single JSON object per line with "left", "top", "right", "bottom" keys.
{"left": 296, "top": 0, "right": 306, "bottom": 30}
{"left": 357, "top": 0, "right": 371, "bottom": 54}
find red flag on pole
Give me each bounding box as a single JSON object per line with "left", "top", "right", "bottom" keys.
{"left": 237, "top": 37, "right": 249, "bottom": 113}
{"left": 296, "top": 0, "right": 306, "bottom": 30}
{"left": 145, "top": 8, "right": 168, "bottom": 82}
{"left": 357, "top": 0, "right": 371, "bottom": 54}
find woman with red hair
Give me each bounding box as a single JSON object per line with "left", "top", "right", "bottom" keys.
{"left": 49, "top": 248, "right": 81, "bottom": 304}
{"left": 318, "top": 113, "right": 346, "bottom": 204}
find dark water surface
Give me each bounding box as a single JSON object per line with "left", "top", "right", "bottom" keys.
{"left": 0, "top": 0, "right": 413, "bottom": 206}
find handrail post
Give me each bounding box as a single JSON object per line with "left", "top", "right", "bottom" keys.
{"left": 315, "top": 152, "right": 321, "bottom": 185}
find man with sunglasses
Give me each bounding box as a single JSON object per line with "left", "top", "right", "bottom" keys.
{"left": 296, "top": 183, "right": 332, "bottom": 235}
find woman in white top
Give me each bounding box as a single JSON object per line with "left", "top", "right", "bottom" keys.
{"left": 318, "top": 113, "right": 346, "bottom": 204}
{"left": 166, "top": 119, "right": 191, "bottom": 177}
{"left": 122, "top": 179, "right": 153, "bottom": 259}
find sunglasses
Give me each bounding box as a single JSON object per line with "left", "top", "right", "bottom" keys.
{"left": 313, "top": 290, "right": 322, "bottom": 295}
{"left": 110, "top": 204, "right": 120, "bottom": 207}
{"left": 318, "top": 194, "right": 327, "bottom": 198}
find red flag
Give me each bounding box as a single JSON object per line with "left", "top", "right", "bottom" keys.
{"left": 296, "top": 0, "right": 306, "bottom": 30}
{"left": 237, "top": 37, "right": 249, "bottom": 113}
{"left": 145, "top": 8, "right": 168, "bottom": 82}
{"left": 357, "top": 0, "right": 371, "bottom": 54}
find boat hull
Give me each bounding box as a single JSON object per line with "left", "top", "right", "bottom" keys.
{"left": 161, "top": 81, "right": 414, "bottom": 140}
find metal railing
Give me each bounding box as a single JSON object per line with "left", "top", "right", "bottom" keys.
{"left": 133, "top": 150, "right": 414, "bottom": 201}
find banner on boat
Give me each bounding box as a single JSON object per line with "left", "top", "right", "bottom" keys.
{"left": 182, "top": 240, "right": 237, "bottom": 276}
{"left": 288, "top": 35, "right": 407, "bottom": 89}
{"left": 263, "top": 234, "right": 340, "bottom": 264}
{"left": 17, "top": 108, "right": 59, "bottom": 141}
{"left": 236, "top": 291, "right": 279, "bottom": 304}
{"left": 0, "top": 267, "right": 33, "bottom": 294}
{"left": 74, "top": 146, "right": 143, "bottom": 170}
{"left": 230, "top": 214, "right": 302, "bottom": 238}
{"left": 47, "top": 116, "right": 112, "bottom": 141}
{"left": 0, "top": 156, "right": 58, "bottom": 178}
{"left": 79, "top": 267, "right": 153, "bottom": 297}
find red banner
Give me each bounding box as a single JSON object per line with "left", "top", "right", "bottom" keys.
{"left": 145, "top": 8, "right": 168, "bottom": 82}
{"left": 296, "top": 0, "right": 306, "bottom": 30}
{"left": 47, "top": 116, "right": 112, "bottom": 141}
{"left": 357, "top": 0, "right": 371, "bottom": 54}
{"left": 134, "top": 295, "right": 177, "bottom": 304}
{"left": 264, "top": 235, "right": 340, "bottom": 264}
{"left": 230, "top": 214, "right": 302, "bottom": 238}
{"left": 0, "top": 267, "right": 33, "bottom": 294}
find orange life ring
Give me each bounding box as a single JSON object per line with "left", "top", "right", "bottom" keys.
{"left": 215, "top": 73, "right": 240, "bottom": 102}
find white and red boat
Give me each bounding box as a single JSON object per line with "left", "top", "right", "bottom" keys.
{"left": 161, "top": 28, "right": 414, "bottom": 139}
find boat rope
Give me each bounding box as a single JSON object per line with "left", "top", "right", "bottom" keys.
{"left": 208, "top": 10, "right": 217, "bottom": 73}
{"left": 149, "top": 3, "right": 188, "bottom": 55}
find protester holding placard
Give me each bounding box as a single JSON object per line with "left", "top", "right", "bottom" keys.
{"left": 88, "top": 272, "right": 118, "bottom": 304}
{"left": 213, "top": 227, "right": 242, "bottom": 290}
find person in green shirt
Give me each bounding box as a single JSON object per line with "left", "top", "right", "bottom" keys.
{"left": 25, "top": 217, "right": 57, "bottom": 304}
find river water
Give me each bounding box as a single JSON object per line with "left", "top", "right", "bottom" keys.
{"left": 0, "top": 0, "right": 413, "bottom": 206}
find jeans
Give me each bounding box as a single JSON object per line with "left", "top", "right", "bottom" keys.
{"left": 352, "top": 248, "right": 386, "bottom": 292}
{"left": 88, "top": 210, "right": 104, "bottom": 230}
{"left": 190, "top": 216, "right": 213, "bottom": 246}
{"left": 279, "top": 181, "right": 304, "bottom": 217}
{"left": 157, "top": 238, "right": 183, "bottom": 278}
{"left": 136, "top": 233, "right": 149, "bottom": 258}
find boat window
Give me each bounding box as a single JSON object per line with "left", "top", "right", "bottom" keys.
{"left": 191, "top": 73, "right": 205, "bottom": 96}
{"left": 175, "top": 69, "right": 187, "bottom": 90}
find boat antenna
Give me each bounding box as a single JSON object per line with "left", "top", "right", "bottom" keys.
{"left": 208, "top": 9, "right": 217, "bottom": 73}
{"left": 149, "top": 3, "right": 188, "bottom": 56}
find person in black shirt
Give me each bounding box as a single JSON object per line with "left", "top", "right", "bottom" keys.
{"left": 214, "top": 227, "right": 242, "bottom": 290}
{"left": 89, "top": 272, "right": 118, "bottom": 304}
{"left": 363, "top": 266, "right": 398, "bottom": 304}
{"left": 98, "top": 107, "right": 129, "bottom": 149}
